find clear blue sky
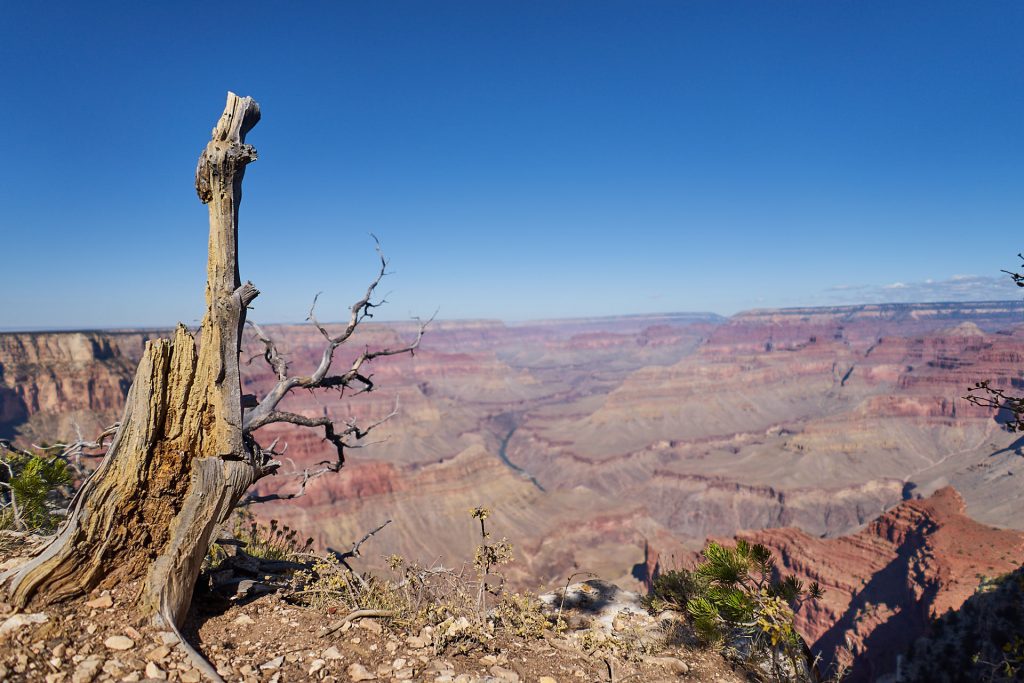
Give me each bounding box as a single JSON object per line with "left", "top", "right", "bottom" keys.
{"left": 2, "top": 1, "right": 1022, "bottom": 329}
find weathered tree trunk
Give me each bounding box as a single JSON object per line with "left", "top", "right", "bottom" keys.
{"left": 2, "top": 93, "right": 262, "bottom": 628}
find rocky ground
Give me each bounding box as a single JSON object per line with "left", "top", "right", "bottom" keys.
{"left": 0, "top": 584, "right": 746, "bottom": 683}
{"left": 0, "top": 532, "right": 746, "bottom": 683}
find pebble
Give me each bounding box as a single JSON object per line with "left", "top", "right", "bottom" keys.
{"left": 85, "top": 595, "right": 113, "bottom": 609}
{"left": 309, "top": 659, "right": 327, "bottom": 675}
{"left": 180, "top": 671, "right": 202, "bottom": 683}
{"left": 347, "top": 662, "right": 377, "bottom": 681}
{"left": 489, "top": 665, "right": 520, "bottom": 682}
{"left": 539, "top": 677, "right": 558, "bottom": 683}
{"left": 71, "top": 655, "right": 104, "bottom": 683}
{"left": 232, "top": 614, "right": 255, "bottom": 625}
{"left": 322, "top": 646, "right": 343, "bottom": 660}
{"left": 406, "top": 635, "right": 428, "bottom": 648}
{"left": 103, "top": 636, "right": 135, "bottom": 651}
{"left": 145, "top": 662, "right": 167, "bottom": 681}
{"left": 145, "top": 645, "right": 171, "bottom": 661}
{"left": 358, "top": 619, "right": 383, "bottom": 634}
{"left": 0, "top": 612, "right": 48, "bottom": 636}
{"left": 260, "top": 656, "right": 284, "bottom": 670}
{"left": 157, "top": 631, "right": 179, "bottom": 645}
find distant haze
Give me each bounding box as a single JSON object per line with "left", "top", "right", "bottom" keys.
{"left": 1, "top": 2, "right": 1021, "bottom": 329}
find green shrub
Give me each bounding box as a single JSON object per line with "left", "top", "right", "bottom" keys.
{"left": 650, "top": 540, "right": 821, "bottom": 678}
{"left": 0, "top": 451, "right": 72, "bottom": 532}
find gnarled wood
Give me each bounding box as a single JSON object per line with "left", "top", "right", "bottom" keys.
{"left": 3, "top": 96, "right": 426, "bottom": 682}
{"left": 2, "top": 93, "right": 262, "bottom": 628}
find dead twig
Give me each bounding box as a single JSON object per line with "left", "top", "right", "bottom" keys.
{"left": 318, "top": 608, "right": 395, "bottom": 639}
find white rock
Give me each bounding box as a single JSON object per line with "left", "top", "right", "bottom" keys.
{"left": 71, "top": 655, "right": 104, "bottom": 683}
{"left": 103, "top": 635, "right": 135, "bottom": 651}
{"left": 322, "top": 645, "right": 343, "bottom": 660}
{"left": 348, "top": 662, "right": 377, "bottom": 681}
{"left": 309, "top": 658, "right": 327, "bottom": 675}
{"left": 157, "top": 631, "right": 179, "bottom": 645}
{"left": 145, "top": 661, "right": 167, "bottom": 680}
{"left": 232, "top": 614, "right": 255, "bottom": 625}
{"left": 0, "top": 612, "right": 48, "bottom": 636}
{"left": 260, "top": 656, "right": 284, "bottom": 670}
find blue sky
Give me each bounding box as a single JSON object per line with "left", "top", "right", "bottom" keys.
{"left": 1, "top": 1, "right": 1022, "bottom": 329}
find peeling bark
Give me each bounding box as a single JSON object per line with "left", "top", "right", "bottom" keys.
{"left": 2, "top": 92, "right": 426, "bottom": 654}
{"left": 2, "top": 93, "right": 262, "bottom": 627}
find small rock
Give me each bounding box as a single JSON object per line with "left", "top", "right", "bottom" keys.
{"left": 180, "top": 671, "right": 202, "bottom": 683}
{"left": 157, "top": 631, "right": 178, "bottom": 645}
{"left": 145, "top": 661, "right": 167, "bottom": 680}
{"left": 260, "top": 656, "right": 284, "bottom": 670}
{"left": 406, "top": 635, "right": 427, "bottom": 648}
{"left": 539, "top": 677, "right": 558, "bottom": 683}
{"left": 85, "top": 595, "right": 113, "bottom": 609}
{"left": 232, "top": 614, "right": 255, "bottom": 626}
{"left": 347, "top": 662, "right": 377, "bottom": 681}
{"left": 489, "top": 665, "right": 520, "bottom": 682}
{"left": 103, "top": 636, "right": 135, "bottom": 651}
{"left": 645, "top": 656, "right": 690, "bottom": 675}
{"left": 394, "top": 667, "right": 414, "bottom": 681}
{"left": 124, "top": 626, "right": 142, "bottom": 640}
{"left": 392, "top": 658, "right": 407, "bottom": 670}
{"left": 120, "top": 674, "right": 141, "bottom": 683}
{"left": 357, "top": 618, "right": 383, "bottom": 634}
{"left": 102, "top": 659, "right": 124, "bottom": 676}
{"left": 322, "top": 646, "right": 343, "bottom": 660}
{"left": 351, "top": 636, "right": 361, "bottom": 644}
{"left": 145, "top": 645, "right": 171, "bottom": 661}
{"left": 0, "top": 612, "right": 48, "bottom": 636}
{"left": 71, "top": 656, "right": 104, "bottom": 683}
{"left": 309, "top": 659, "right": 327, "bottom": 675}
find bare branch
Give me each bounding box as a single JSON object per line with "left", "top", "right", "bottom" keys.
{"left": 330, "top": 519, "right": 392, "bottom": 563}
{"left": 241, "top": 237, "right": 432, "bottom": 433}
{"left": 240, "top": 402, "right": 398, "bottom": 502}
{"left": 318, "top": 608, "right": 395, "bottom": 639}
{"left": 308, "top": 235, "right": 389, "bottom": 346}
{"left": 246, "top": 320, "right": 288, "bottom": 381}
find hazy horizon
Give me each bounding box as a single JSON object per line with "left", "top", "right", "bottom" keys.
{"left": 2, "top": 2, "right": 1022, "bottom": 329}
{"left": 4, "top": 296, "right": 1024, "bottom": 335}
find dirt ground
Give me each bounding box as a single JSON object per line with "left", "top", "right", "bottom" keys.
{"left": 0, "top": 578, "right": 749, "bottom": 683}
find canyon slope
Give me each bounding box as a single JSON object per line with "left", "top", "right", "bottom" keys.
{"left": 3, "top": 301, "right": 1024, "bottom": 672}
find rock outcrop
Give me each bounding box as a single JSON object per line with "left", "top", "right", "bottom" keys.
{"left": 0, "top": 331, "right": 151, "bottom": 444}
{"left": 740, "top": 487, "right": 1024, "bottom": 681}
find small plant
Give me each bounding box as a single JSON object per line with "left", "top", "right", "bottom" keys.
{"left": 471, "top": 506, "right": 514, "bottom": 613}
{"left": 289, "top": 506, "right": 550, "bottom": 657}
{"left": 650, "top": 540, "right": 822, "bottom": 680}
{"left": 235, "top": 512, "right": 313, "bottom": 561}
{"left": 0, "top": 449, "right": 72, "bottom": 532}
